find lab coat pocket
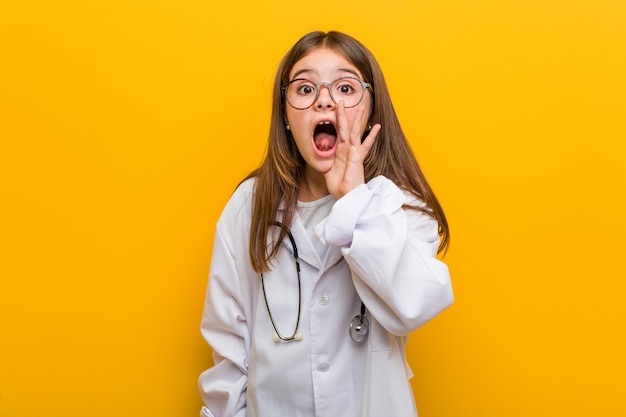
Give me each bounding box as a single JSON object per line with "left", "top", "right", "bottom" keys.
{"left": 362, "top": 319, "right": 417, "bottom": 417}
{"left": 368, "top": 317, "right": 391, "bottom": 352}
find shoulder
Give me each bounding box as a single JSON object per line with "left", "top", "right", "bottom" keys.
{"left": 371, "top": 176, "right": 439, "bottom": 242}
{"left": 230, "top": 177, "right": 256, "bottom": 207}
{"left": 368, "top": 175, "right": 427, "bottom": 208}
{"left": 216, "top": 177, "right": 257, "bottom": 234}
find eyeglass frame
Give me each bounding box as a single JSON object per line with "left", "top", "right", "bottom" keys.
{"left": 281, "top": 76, "right": 373, "bottom": 110}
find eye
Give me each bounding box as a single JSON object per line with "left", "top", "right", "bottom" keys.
{"left": 334, "top": 79, "right": 358, "bottom": 95}
{"left": 299, "top": 85, "right": 315, "bottom": 95}
{"left": 291, "top": 80, "right": 317, "bottom": 96}
{"left": 338, "top": 85, "right": 353, "bottom": 94}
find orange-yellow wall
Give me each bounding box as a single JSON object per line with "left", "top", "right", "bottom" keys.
{"left": 1, "top": 1, "right": 625, "bottom": 416}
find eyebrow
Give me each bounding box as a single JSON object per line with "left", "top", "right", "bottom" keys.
{"left": 291, "top": 67, "right": 361, "bottom": 80}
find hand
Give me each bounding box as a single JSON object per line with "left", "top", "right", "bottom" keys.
{"left": 324, "top": 102, "right": 381, "bottom": 199}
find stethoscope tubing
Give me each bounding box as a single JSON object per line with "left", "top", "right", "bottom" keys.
{"left": 261, "top": 221, "right": 303, "bottom": 342}
{"left": 260, "top": 221, "right": 368, "bottom": 343}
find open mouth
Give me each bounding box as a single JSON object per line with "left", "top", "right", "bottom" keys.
{"left": 313, "top": 121, "right": 337, "bottom": 152}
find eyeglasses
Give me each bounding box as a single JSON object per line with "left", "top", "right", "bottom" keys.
{"left": 282, "top": 77, "right": 372, "bottom": 110}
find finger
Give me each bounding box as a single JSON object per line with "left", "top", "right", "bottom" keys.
{"left": 349, "top": 105, "right": 367, "bottom": 146}
{"left": 335, "top": 101, "right": 349, "bottom": 143}
{"left": 359, "top": 123, "right": 381, "bottom": 156}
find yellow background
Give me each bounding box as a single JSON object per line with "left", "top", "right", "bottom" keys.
{"left": 1, "top": 0, "right": 625, "bottom": 416}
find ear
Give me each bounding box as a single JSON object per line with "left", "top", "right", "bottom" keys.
{"left": 284, "top": 117, "right": 291, "bottom": 132}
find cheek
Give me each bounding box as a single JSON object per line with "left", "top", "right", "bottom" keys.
{"left": 285, "top": 108, "right": 293, "bottom": 128}
{"left": 364, "top": 96, "right": 374, "bottom": 122}
{"left": 287, "top": 111, "right": 310, "bottom": 135}
{"left": 348, "top": 109, "right": 371, "bottom": 136}
{"left": 285, "top": 109, "right": 301, "bottom": 132}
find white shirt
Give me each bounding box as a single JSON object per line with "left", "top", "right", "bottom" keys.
{"left": 297, "top": 194, "right": 335, "bottom": 260}
{"left": 199, "top": 176, "right": 453, "bottom": 417}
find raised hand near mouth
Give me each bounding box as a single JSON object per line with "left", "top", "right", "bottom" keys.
{"left": 324, "top": 101, "right": 381, "bottom": 200}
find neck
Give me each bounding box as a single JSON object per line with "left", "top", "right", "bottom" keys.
{"left": 299, "top": 168, "right": 329, "bottom": 202}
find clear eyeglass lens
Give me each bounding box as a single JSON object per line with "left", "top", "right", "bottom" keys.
{"left": 286, "top": 77, "right": 365, "bottom": 109}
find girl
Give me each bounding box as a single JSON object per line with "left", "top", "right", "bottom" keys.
{"left": 199, "top": 31, "right": 453, "bottom": 417}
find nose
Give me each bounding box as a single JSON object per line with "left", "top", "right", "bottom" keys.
{"left": 315, "top": 83, "right": 335, "bottom": 109}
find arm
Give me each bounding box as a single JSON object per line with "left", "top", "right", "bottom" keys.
{"left": 199, "top": 185, "right": 255, "bottom": 417}
{"left": 315, "top": 176, "right": 453, "bottom": 335}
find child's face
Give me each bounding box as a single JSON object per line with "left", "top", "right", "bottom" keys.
{"left": 285, "top": 47, "right": 372, "bottom": 179}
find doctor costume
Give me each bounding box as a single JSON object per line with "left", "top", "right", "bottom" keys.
{"left": 199, "top": 175, "right": 453, "bottom": 417}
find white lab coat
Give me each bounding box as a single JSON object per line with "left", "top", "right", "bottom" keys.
{"left": 199, "top": 176, "right": 453, "bottom": 417}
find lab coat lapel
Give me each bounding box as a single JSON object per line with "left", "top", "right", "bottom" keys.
{"left": 287, "top": 214, "right": 321, "bottom": 270}
{"left": 276, "top": 205, "right": 343, "bottom": 272}
{"left": 290, "top": 214, "right": 344, "bottom": 272}
{"left": 274, "top": 202, "right": 320, "bottom": 269}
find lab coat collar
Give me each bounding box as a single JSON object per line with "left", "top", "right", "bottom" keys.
{"left": 276, "top": 209, "right": 343, "bottom": 272}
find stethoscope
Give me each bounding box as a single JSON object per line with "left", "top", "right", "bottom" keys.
{"left": 260, "top": 221, "right": 369, "bottom": 343}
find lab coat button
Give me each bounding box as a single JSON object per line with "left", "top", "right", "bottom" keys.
{"left": 319, "top": 293, "right": 330, "bottom": 306}
{"left": 317, "top": 362, "right": 330, "bottom": 372}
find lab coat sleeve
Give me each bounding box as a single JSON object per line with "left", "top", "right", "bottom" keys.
{"left": 315, "top": 175, "right": 453, "bottom": 335}
{"left": 199, "top": 185, "right": 254, "bottom": 417}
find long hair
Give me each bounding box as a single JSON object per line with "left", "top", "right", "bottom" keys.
{"left": 246, "top": 31, "right": 449, "bottom": 273}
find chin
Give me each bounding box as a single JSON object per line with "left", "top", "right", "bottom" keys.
{"left": 307, "top": 159, "right": 334, "bottom": 175}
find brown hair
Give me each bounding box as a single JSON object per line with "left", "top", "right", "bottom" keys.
{"left": 246, "top": 31, "right": 449, "bottom": 273}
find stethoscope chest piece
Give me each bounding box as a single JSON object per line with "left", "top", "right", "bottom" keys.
{"left": 349, "top": 312, "right": 369, "bottom": 343}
